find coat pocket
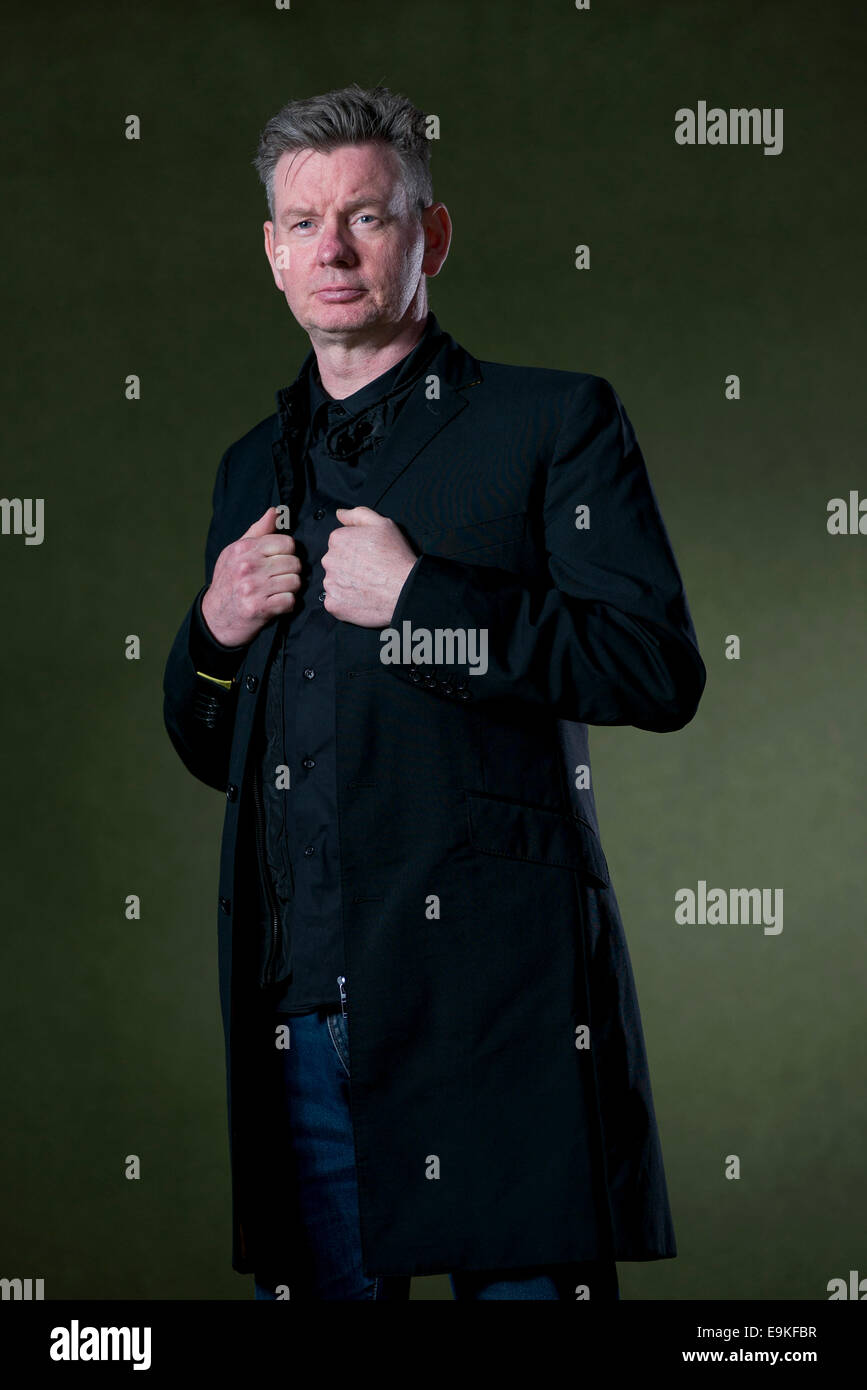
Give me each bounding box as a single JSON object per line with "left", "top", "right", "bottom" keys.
{"left": 465, "top": 789, "right": 610, "bottom": 888}
{"left": 421, "top": 509, "right": 526, "bottom": 557}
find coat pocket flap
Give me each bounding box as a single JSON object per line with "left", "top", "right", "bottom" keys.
{"left": 421, "top": 510, "right": 526, "bottom": 556}
{"left": 465, "top": 791, "right": 610, "bottom": 887}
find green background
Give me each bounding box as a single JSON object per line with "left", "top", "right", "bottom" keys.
{"left": 1, "top": 0, "right": 864, "bottom": 1300}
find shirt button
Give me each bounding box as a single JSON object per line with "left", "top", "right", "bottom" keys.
{"left": 303, "top": 844, "right": 315, "bottom": 857}
{"left": 302, "top": 757, "right": 315, "bottom": 769}
{"left": 318, "top": 590, "right": 326, "bottom": 602}
{"left": 303, "top": 668, "right": 315, "bottom": 680}
{"left": 313, "top": 507, "right": 326, "bottom": 520}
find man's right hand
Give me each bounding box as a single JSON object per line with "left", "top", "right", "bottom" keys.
{"left": 200, "top": 506, "right": 302, "bottom": 647}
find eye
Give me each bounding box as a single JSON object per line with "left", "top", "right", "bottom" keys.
{"left": 355, "top": 214, "right": 378, "bottom": 224}
{"left": 293, "top": 220, "right": 313, "bottom": 231}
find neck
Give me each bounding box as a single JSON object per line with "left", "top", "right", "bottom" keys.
{"left": 310, "top": 293, "right": 429, "bottom": 400}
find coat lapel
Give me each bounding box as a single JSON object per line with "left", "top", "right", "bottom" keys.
{"left": 354, "top": 334, "right": 482, "bottom": 510}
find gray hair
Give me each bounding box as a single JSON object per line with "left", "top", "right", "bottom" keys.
{"left": 252, "top": 82, "right": 433, "bottom": 222}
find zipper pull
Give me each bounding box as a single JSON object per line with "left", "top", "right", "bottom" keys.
{"left": 337, "top": 975, "right": 347, "bottom": 1018}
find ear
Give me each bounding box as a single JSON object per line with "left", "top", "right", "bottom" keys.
{"left": 420, "top": 203, "right": 452, "bottom": 278}
{"left": 263, "top": 221, "right": 285, "bottom": 291}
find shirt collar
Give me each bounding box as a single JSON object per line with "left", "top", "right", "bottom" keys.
{"left": 307, "top": 310, "right": 441, "bottom": 437}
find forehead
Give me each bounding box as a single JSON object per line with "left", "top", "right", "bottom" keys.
{"left": 273, "top": 142, "right": 404, "bottom": 209}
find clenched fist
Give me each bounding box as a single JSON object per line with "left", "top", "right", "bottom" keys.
{"left": 322, "top": 506, "right": 418, "bottom": 627}
{"left": 201, "top": 506, "right": 302, "bottom": 647}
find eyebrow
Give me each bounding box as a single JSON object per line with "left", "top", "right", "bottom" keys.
{"left": 279, "top": 197, "right": 388, "bottom": 221}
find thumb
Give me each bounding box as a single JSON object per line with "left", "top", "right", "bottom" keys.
{"left": 242, "top": 505, "right": 279, "bottom": 538}
{"left": 335, "top": 505, "right": 383, "bottom": 526}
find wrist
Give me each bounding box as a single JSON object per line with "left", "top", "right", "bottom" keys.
{"left": 200, "top": 588, "right": 245, "bottom": 650}
{"left": 189, "top": 587, "right": 249, "bottom": 680}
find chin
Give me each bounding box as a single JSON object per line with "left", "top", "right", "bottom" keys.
{"left": 306, "top": 299, "right": 382, "bottom": 332}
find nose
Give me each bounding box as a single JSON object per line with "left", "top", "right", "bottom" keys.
{"left": 317, "top": 219, "right": 358, "bottom": 266}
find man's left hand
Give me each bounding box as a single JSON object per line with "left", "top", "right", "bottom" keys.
{"left": 322, "top": 506, "right": 418, "bottom": 627}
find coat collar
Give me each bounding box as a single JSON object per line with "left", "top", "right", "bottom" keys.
{"left": 270, "top": 312, "right": 483, "bottom": 516}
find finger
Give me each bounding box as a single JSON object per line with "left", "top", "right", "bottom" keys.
{"left": 241, "top": 505, "right": 280, "bottom": 538}
{"left": 259, "top": 550, "right": 302, "bottom": 575}
{"left": 263, "top": 572, "right": 302, "bottom": 600}
{"left": 254, "top": 532, "right": 297, "bottom": 556}
{"left": 334, "top": 505, "right": 383, "bottom": 526}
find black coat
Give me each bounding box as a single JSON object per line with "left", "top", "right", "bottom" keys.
{"left": 162, "top": 321, "right": 706, "bottom": 1280}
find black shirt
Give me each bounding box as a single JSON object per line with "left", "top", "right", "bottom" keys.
{"left": 260, "top": 312, "right": 444, "bottom": 1013}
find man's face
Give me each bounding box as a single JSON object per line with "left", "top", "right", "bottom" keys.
{"left": 263, "top": 141, "right": 438, "bottom": 341}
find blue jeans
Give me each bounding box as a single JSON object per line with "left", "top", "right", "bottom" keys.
{"left": 254, "top": 1009, "right": 620, "bottom": 1301}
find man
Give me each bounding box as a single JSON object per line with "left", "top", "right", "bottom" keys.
{"left": 162, "top": 83, "right": 706, "bottom": 1301}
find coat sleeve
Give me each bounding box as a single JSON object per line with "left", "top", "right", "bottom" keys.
{"left": 162, "top": 446, "right": 250, "bottom": 791}
{"left": 386, "top": 375, "right": 706, "bottom": 733}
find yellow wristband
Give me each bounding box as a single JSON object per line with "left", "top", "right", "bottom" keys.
{"left": 196, "top": 670, "right": 234, "bottom": 690}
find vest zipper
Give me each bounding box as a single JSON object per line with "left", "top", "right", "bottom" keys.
{"left": 251, "top": 760, "right": 281, "bottom": 985}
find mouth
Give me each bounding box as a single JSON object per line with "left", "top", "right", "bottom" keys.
{"left": 314, "top": 287, "right": 366, "bottom": 301}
